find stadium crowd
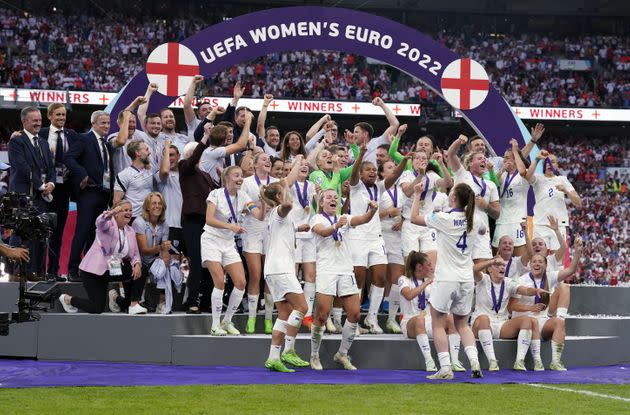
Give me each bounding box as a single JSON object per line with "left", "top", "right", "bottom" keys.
{"left": 0, "top": 8, "right": 629, "bottom": 108}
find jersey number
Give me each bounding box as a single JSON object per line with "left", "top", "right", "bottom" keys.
{"left": 548, "top": 188, "right": 554, "bottom": 198}
{"left": 516, "top": 229, "right": 525, "bottom": 239}
{"left": 456, "top": 231, "right": 468, "bottom": 253}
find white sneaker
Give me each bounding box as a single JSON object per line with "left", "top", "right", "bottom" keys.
{"left": 334, "top": 352, "right": 357, "bottom": 370}
{"left": 452, "top": 360, "right": 466, "bottom": 372}
{"left": 210, "top": 326, "right": 227, "bottom": 336}
{"left": 365, "top": 316, "right": 384, "bottom": 334}
{"left": 58, "top": 294, "right": 78, "bottom": 313}
{"left": 108, "top": 289, "right": 120, "bottom": 313}
{"left": 427, "top": 368, "right": 454, "bottom": 380}
{"left": 471, "top": 359, "right": 483, "bottom": 378}
{"left": 326, "top": 317, "right": 337, "bottom": 333}
{"left": 221, "top": 321, "right": 241, "bottom": 335}
{"left": 128, "top": 303, "right": 147, "bottom": 315}
{"left": 425, "top": 358, "right": 438, "bottom": 372}
{"left": 333, "top": 321, "right": 343, "bottom": 333}
{"left": 386, "top": 319, "right": 402, "bottom": 334}
{"left": 310, "top": 355, "right": 323, "bottom": 370}
{"left": 489, "top": 359, "right": 500, "bottom": 371}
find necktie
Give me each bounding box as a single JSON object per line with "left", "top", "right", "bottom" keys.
{"left": 32, "top": 137, "right": 44, "bottom": 164}
{"left": 100, "top": 137, "right": 109, "bottom": 172}
{"left": 55, "top": 130, "right": 63, "bottom": 166}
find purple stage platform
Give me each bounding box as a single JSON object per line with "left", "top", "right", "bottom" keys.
{"left": 1, "top": 359, "right": 628, "bottom": 388}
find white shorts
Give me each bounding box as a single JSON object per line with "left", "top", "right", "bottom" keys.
{"left": 401, "top": 312, "right": 432, "bottom": 338}
{"left": 295, "top": 238, "right": 316, "bottom": 264}
{"left": 242, "top": 229, "right": 268, "bottom": 255}
{"left": 349, "top": 237, "right": 388, "bottom": 268}
{"left": 492, "top": 223, "right": 526, "bottom": 247}
{"left": 201, "top": 233, "right": 241, "bottom": 267}
{"left": 429, "top": 281, "right": 475, "bottom": 316}
{"left": 533, "top": 224, "right": 567, "bottom": 251}
{"left": 382, "top": 230, "right": 404, "bottom": 265}
{"left": 264, "top": 272, "right": 303, "bottom": 302}
{"left": 472, "top": 231, "right": 493, "bottom": 260}
{"left": 536, "top": 315, "right": 550, "bottom": 335}
{"left": 401, "top": 221, "right": 437, "bottom": 256}
{"left": 316, "top": 273, "right": 361, "bottom": 297}
{"left": 471, "top": 314, "right": 507, "bottom": 338}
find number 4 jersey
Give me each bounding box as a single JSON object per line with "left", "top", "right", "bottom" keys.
{"left": 425, "top": 210, "right": 474, "bottom": 283}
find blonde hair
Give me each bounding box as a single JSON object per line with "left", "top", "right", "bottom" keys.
{"left": 141, "top": 192, "right": 167, "bottom": 223}
{"left": 260, "top": 182, "right": 284, "bottom": 208}
{"left": 112, "top": 199, "right": 132, "bottom": 209}
{"left": 221, "top": 165, "right": 242, "bottom": 185}
{"left": 317, "top": 188, "right": 337, "bottom": 213}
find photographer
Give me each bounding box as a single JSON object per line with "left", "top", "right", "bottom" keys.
{"left": 58, "top": 200, "right": 146, "bottom": 314}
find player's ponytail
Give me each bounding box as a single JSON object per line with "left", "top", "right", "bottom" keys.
{"left": 452, "top": 183, "right": 475, "bottom": 233}
{"left": 260, "top": 182, "right": 284, "bottom": 208}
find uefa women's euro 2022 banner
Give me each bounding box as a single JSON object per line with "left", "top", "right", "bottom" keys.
{"left": 107, "top": 6, "right": 536, "bottom": 156}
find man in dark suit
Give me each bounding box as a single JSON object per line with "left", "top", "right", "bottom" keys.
{"left": 8, "top": 106, "right": 56, "bottom": 276}
{"left": 64, "top": 110, "right": 112, "bottom": 282}
{"left": 38, "top": 103, "right": 77, "bottom": 280}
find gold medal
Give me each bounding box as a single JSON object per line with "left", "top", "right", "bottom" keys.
{"left": 304, "top": 206, "right": 310, "bottom": 214}
{"left": 335, "top": 240, "right": 341, "bottom": 248}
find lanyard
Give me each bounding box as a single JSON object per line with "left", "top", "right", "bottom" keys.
{"left": 504, "top": 257, "right": 513, "bottom": 278}
{"left": 386, "top": 186, "right": 398, "bottom": 208}
{"left": 472, "top": 174, "right": 487, "bottom": 197}
{"left": 254, "top": 174, "right": 270, "bottom": 187}
{"left": 420, "top": 175, "right": 430, "bottom": 200}
{"left": 543, "top": 157, "right": 559, "bottom": 176}
{"left": 364, "top": 182, "right": 378, "bottom": 202}
{"left": 322, "top": 212, "right": 341, "bottom": 242}
{"left": 500, "top": 171, "right": 518, "bottom": 198}
{"left": 295, "top": 181, "right": 309, "bottom": 208}
{"left": 117, "top": 229, "right": 126, "bottom": 254}
{"left": 490, "top": 279, "right": 505, "bottom": 313}
{"left": 529, "top": 272, "right": 546, "bottom": 304}
{"left": 224, "top": 187, "right": 238, "bottom": 224}
{"left": 412, "top": 277, "right": 426, "bottom": 310}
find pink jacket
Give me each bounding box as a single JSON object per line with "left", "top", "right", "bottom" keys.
{"left": 79, "top": 212, "right": 141, "bottom": 276}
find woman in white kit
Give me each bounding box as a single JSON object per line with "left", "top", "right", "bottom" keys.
{"left": 288, "top": 156, "right": 318, "bottom": 330}
{"left": 510, "top": 237, "right": 583, "bottom": 371}
{"left": 411, "top": 181, "right": 482, "bottom": 380}
{"left": 201, "top": 165, "right": 264, "bottom": 336}
{"left": 526, "top": 149, "right": 581, "bottom": 251}
{"left": 260, "top": 180, "right": 311, "bottom": 372}
{"left": 492, "top": 138, "right": 531, "bottom": 257}
{"left": 471, "top": 257, "right": 548, "bottom": 371}
{"left": 309, "top": 189, "right": 378, "bottom": 371}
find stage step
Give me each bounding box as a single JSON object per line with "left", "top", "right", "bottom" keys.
{"left": 171, "top": 333, "right": 625, "bottom": 370}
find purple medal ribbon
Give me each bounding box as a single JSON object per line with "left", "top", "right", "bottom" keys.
{"left": 542, "top": 157, "right": 559, "bottom": 176}
{"left": 386, "top": 186, "right": 398, "bottom": 208}
{"left": 490, "top": 279, "right": 505, "bottom": 313}
{"left": 322, "top": 212, "right": 341, "bottom": 242}
{"left": 420, "top": 175, "right": 430, "bottom": 200}
{"left": 449, "top": 208, "right": 464, "bottom": 213}
{"left": 504, "top": 257, "right": 513, "bottom": 278}
{"left": 529, "top": 272, "right": 546, "bottom": 304}
{"left": 295, "top": 181, "right": 309, "bottom": 208}
{"left": 364, "top": 182, "right": 378, "bottom": 202}
{"left": 500, "top": 171, "right": 518, "bottom": 198}
{"left": 412, "top": 277, "right": 426, "bottom": 310}
{"left": 472, "top": 174, "right": 487, "bottom": 197}
{"left": 223, "top": 187, "right": 238, "bottom": 224}
{"left": 432, "top": 190, "right": 437, "bottom": 201}
{"left": 254, "top": 174, "right": 270, "bottom": 187}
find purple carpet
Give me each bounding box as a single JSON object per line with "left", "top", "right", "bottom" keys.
{"left": 1, "top": 359, "right": 629, "bottom": 388}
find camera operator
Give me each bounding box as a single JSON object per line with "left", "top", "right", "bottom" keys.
{"left": 58, "top": 200, "right": 146, "bottom": 314}
{"left": 8, "top": 107, "right": 55, "bottom": 276}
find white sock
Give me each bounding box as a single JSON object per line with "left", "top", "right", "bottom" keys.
{"left": 223, "top": 287, "right": 244, "bottom": 324}
{"left": 551, "top": 340, "right": 564, "bottom": 363}
{"left": 448, "top": 333, "right": 461, "bottom": 363}
{"left": 388, "top": 284, "right": 400, "bottom": 322}
{"left": 211, "top": 288, "right": 224, "bottom": 329}
{"left": 516, "top": 329, "right": 532, "bottom": 361}
{"left": 247, "top": 294, "right": 258, "bottom": 319}
{"left": 556, "top": 307, "right": 568, "bottom": 320}
{"left": 332, "top": 307, "right": 343, "bottom": 325}
{"left": 268, "top": 344, "right": 282, "bottom": 360}
{"left": 264, "top": 292, "right": 274, "bottom": 320}
{"left": 284, "top": 335, "right": 296, "bottom": 352}
{"left": 368, "top": 286, "right": 384, "bottom": 319}
{"left": 530, "top": 339, "right": 542, "bottom": 362}
{"left": 464, "top": 345, "right": 479, "bottom": 364}
{"left": 273, "top": 318, "right": 287, "bottom": 334}
{"left": 311, "top": 324, "right": 324, "bottom": 357}
{"left": 478, "top": 329, "right": 496, "bottom": 362}
{"left": 437, "top": 351, "right": 451, "bottom": 370}
{"left": 287, "top": 310, "right": 304, "bottom": 329}
{"left": 304, "top": 282, "right": 316, "bottom": 316}
{"left": 416, "top": 333, "right": 432, "bottom": 361}
{"left": 338, "top": 320, "right": 358, "bottom": 355}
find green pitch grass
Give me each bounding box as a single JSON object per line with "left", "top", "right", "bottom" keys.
{"left": 1, "top": 384, "right": 629, "bottom": 414}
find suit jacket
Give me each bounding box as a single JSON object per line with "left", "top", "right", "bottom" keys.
{"left": 79, "top": 213, "right": 141, "bottom": 275}
{"left": 8, "top": 130, "right": 55, "bottom": 207}
{"left": 64, "top": 131, "right": 113, "bottom": 194}
{"left": 39, "top": 127, "right": 78, "bottom": 185}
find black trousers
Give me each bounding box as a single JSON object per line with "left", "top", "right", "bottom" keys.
{"left": 70, "top": 268, "right": 147, "bottom": 314}
{"left": 181, "top": 214, "right": 213, "bottom": 307}
{"left": 68, "top": 188, "right": 109, "bottom": 276}
{"left": 46, "top": 182, "right": 70, "bottom": 275}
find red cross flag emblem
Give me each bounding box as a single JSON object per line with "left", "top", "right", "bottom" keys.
{"left": 145, "top": 42, "right": 199, "bottom": 97}
{"left": 440, "top": 58, "right": 489, "bottom": 111}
